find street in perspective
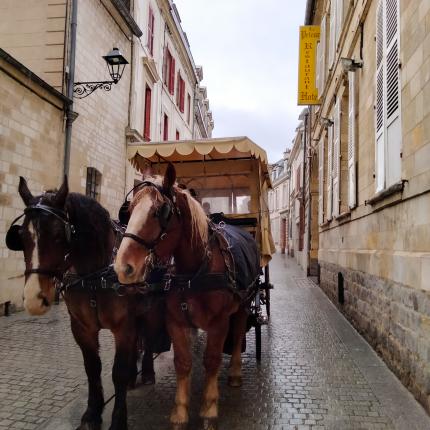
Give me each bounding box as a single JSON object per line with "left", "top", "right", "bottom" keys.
{"left": 0, "top": 0, "right": 429, "bottom": 430}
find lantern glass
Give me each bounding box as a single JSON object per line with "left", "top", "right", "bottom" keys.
{"left": 103, "top": 48, "right": 128, "bottom": 83}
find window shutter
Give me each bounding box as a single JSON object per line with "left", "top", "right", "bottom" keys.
{"left": 329, "top": 0, "right": 336, "bottom": 70}
{"left": 335, "top": 0, "right": 343, "bottom": 47}
{"left": 176, "top": 71, "right": 180, "bottom": 105}
{"left": 385, "top": 0, "right": 401, "bottom": 187}
{"left": 348, "top": 72, "right": 357, "bottom": 208}
{"left": 147, "top": 7, "right": 155, "bottom": 55}
{"left": 180, "top": 79, "right": 185, "bottom": 113}
{"left": 332, "top": 99, "right": 341, "bottom": 217}
{"left": 320, "top": 14, "right": 327, "bottom": 94}
{"left": 143, "top": 86, "right": 152, "bottom": 141}
{"left": 316, "top": 41, "right": 321, "bottom": 96}
{"left": 375, "top": 0, "right": 385, "bottom": 191}
{"left": 169, "top": 58, "right": 175, "bottom": 95}
{"left": 318, "top": 137, "right": 324, "bottom": 224}
{"left": 162, "top": 47, "right": 168, "bottom": 84}
{"left": 327, "top": 125, "right": 333, "bottom": 219}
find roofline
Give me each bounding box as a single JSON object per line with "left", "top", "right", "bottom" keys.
{"left": 0, "top": 48, "right": 72, "bottom": 106}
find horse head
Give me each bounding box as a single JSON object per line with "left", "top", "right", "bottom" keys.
{"left": 115, "top": 163, "right": 184, "bottom": 284}
{"left": 9, "top": 176, "right": 71, "bottom": 315}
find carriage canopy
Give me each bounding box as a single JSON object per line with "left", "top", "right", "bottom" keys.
{"left": 127, "top": 136, "right": 275, "bottom": 266}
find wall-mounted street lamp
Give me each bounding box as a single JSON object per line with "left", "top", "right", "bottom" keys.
{"left": 341, "top": 57, "right": 363, "bottom": 73}
{"left": 73, "top": 47, "right": 129, "bottom": 99}
{"left": 320, "top": 117, "right": 334, "bottom": 128}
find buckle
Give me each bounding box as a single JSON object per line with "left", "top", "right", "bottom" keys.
{"left": 101, "top": 277, "right": 107, "bottom": 289}
{"left": 181, "top": 302, "right": 188, "bottom": 311}
{"left": 90, "top": 299, "right": 97, "bottom": 308}
{"left": 164, "top": 278, "right": 172, "bottom": 291}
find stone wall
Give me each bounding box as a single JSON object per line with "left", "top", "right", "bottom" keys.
{"left": 69, "top": 0, "right": 132, "bottom": 216}
{"left": 320, "top": 260, "right": 430, "bottom": 413}
{"left": 0, "top": 0, "right": 67, "bottom": 92}
{"left": 0, "top": 57, "right": 65, "bottom": 310}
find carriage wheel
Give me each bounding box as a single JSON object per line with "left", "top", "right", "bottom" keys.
{"left": 264, "top": 265, "right": 271, "bottom": 319}
{"left": 255, "top": 323, "right": 261, "bottom": 362}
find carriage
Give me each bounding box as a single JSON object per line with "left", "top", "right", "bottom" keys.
{"left": 126, "top": 136, "right": 276, "bottom": 361}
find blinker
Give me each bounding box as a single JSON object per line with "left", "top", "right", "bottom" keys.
{"left": 6, "top": 224, "right": 24, "bottom": 251}
{"left": 118, "top": 200, "right": 130, "bottom": 225}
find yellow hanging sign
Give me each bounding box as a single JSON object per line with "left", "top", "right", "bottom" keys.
{"left": 298, "top": 25, "right": 320, "bottom": 105}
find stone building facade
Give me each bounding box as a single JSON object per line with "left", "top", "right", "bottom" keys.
{"left": 0, "top": 0, "right": 213, "bottom": 311}
{"left": 306, "top": 0, "right": 430, "bottom": 412}
{"left": 268, "top": 150, "right": 290, "bottom": 253}
{"left": 0, "top": 49, "right": 70, "bottom": 311}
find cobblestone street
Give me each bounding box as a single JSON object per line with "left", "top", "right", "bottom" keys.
{"left": 0, "top": 254, "right": 429, "bottom": 430}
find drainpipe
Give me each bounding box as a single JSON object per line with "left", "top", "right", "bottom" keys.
{"left": 63, "top": 0, "right": 78, "bottom": 177}
{"left": 307, "top": 107, "right": 313, "bottom": 276}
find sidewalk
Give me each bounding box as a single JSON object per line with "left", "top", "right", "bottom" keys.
{"left": 0, "top": 254, "right": 429, "bottom": 429}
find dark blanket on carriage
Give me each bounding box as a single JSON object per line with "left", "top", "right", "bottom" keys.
{"left": 218, "top": 223, "right": 261, "bottom": 291}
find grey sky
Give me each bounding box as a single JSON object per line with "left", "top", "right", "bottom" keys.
{"left": 174, "top": 0, "right": 307, "bottom": 162}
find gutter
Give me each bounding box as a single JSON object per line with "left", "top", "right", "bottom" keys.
{"left": 63, "top": 0, "right": 78, "bottom": 177}
{"left": 304, "top": 0, "right": 316, "bottom": 25}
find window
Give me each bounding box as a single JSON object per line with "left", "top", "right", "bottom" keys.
{"left": 147, "top": 7, "right": 155, "bottom": 56}
{"left": 163, "top": 48, "right": 175, "bottom": 95}
{"left": 316, "top": 14, "right": 327, "bottom": 97}
{"left": 176, "top": 72, "right": 185, "bottom": 113}
{"left": 176, "top": 130, "right": 180, "bottom": 140}
{"left": 143, "top": 85, "right": 152, "bottom": 141}
{"left": 375, "top": 0, "right": 401, "bottom": 192}
{"left": 328, "top": 0, "right": 350, "bottom": 70}
{"left": 163, "top": 113, "right": 169, "bottom": 141}
{"left": 187, "top": 93, "right": 191, "bottom": 124}
{"left": 86, "top": 168, "right": 101, "bottom": 201}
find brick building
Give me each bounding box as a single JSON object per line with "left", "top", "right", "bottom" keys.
{"left": 305, "top": 0, "right": 430, "bottom": 413}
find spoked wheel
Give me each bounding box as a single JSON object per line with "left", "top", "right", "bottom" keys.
{"left": 252, "top": 288, "right": 263, "bottom": 362}
{"left": 264, "top": 265, "right": 271, "bottom": 319}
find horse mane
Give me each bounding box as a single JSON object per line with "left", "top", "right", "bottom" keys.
{"left": 131, "top": 176, "right": 208, "bottom": 246}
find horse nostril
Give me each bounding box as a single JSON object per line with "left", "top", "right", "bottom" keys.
{"left": 124, "top": 264, "right": 134, "bottom": 277}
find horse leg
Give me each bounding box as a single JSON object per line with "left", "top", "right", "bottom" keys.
{"left": 127, "top": 335, "right": 138, "bottom": 390}
{"left": 109, "top": 323, "right": 136, "bottom": 430}
{"left": 70, "top": 320, "right": 104, "bottom": 430}
{"left": 228, "top": 307, "right": 248, "bottom": 387}
{"left": 200, "top": 318, "right": 230, "bottom": 430}
{"left": 168, "top": 322, "right": 192, "bottom": 430}
{"left": 141, "top": 346, "right": 155, "bottom": 385}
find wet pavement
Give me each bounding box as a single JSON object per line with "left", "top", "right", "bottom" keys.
{"left": 0, "top": 254, "right": 429, "bottom": 430}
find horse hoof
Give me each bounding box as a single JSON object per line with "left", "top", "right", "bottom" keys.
{"left": 171, "top": 423, "right": 188, "bottom": 430}
{"left": 142, "top": 373, "right": 155, "bottom": 385}
{"left": 228, "top": 375, "right": 242, "bottom": 387}
{"left": 202, "top": 418, "right": 218, "bottom": 430}
{"left": 76, "top": 423, "right": 101, "bottom": 430}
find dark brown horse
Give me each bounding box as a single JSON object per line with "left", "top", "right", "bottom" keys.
{"left": 114, "top": 165, "right": 251, "bottom": 430}
{"left": 7, "top": 176, "right": 166, "bottom": 430}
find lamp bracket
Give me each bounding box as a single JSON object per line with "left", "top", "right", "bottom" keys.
{"left": 73, "top": 80, "right": 116, "bottom": 99}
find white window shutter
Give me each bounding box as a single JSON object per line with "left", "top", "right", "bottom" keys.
{"left": 336, "top": 0, "right": 344, "bottom": 47}
{"left": 316, "top": 41, "right": 321, "bottom": 96}
{"left": 348, "top": 72, "right": 357, "bottom": 208}
{"left": 318, "top": 137, "right": 325, "bottom": 224}
{"left": 329, "top": 0, "right": 336, "bottom": 70}
{"left": 327, "top": 126, "right": 333, "bottom": 219}
{"left": 375, "top": 0, "right": 385, "bottom": 192}
{"left": 332, "top": 98, "right": 341, "bottom": 217}
{"left": 385, "top": 0, "right": 401, "bottom": 186}
{"left": 320, "top": 15, "right": 327, "bottom": 94}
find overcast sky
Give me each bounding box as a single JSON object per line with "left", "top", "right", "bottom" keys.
{"left": 174, "top": 0, "right": 307, "bottom": 163}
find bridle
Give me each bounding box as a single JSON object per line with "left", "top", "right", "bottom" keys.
{"left": 6, "top": 201, "right": 75, "bottom": 280}
{"left": 122, "top": 181, "right": 180, "bottom": 278}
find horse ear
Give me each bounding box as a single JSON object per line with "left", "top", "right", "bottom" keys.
{"left": 18, "top": 176, "right": 33, "bottom": 206}
{"left": 55, "top": 175, "right": 69, "bottom": 207}
{"left": 162, "top": 163, "right": 176, "bottom": 191}
{"left": 141, "top": 165, "right": 153, "bottom": 179}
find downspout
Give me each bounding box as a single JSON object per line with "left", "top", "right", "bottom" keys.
{"left": 307, "top": 107, "right": 312, "bottom": 275}
{"left": 302, "top": 112, "right": 307, "bottom": 270}
{"left": 63, "top": 0, "right": 78, "bottom": 177}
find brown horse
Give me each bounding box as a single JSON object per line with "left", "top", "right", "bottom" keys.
{"left": 7, "top": 176, "right": 166, "bottom": 430}
{"left": 114, "top": 164, "right": 251, "bottom": 430}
